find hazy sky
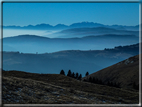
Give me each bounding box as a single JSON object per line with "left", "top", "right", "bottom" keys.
{"left": 3, "top": 2, "right": 139, "bottom": 26}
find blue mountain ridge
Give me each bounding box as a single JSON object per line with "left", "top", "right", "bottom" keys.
{"left": 3, "top": 22, "right": 139, "bottom": 31}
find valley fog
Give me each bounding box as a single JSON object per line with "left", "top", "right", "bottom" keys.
{"left": 3, "top": 28, "right": 60, "bottom": 38}
{"left": 2, "top": 27, "right": 139, "bottom": 53}
{"left": 2, "top": 26, "right": 139, "bottom": 74}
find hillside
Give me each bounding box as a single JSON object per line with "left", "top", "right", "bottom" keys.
{"left": 3, "top": 43, "right": 139, "bottom": 75}
{"left": 2, "top": 70, "right": 139, "bottom": 104}
{"left": 58, "top": 27, "right": 139, "bottom": 38}
{"left": 82, "top": 54, "right": 140, "bottom": 90}
{"left": 3, "top": 34, "right": 139, "bottom": 53}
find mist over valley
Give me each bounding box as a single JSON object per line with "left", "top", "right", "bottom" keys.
{"left": 2, "top": 22, "right": 140, "bottom": 75}
{"left": 3, "top": 34, "right": 139, "bottom": 53}
{"left": 2, "top": 3, "right": 140, "bottom": 104}
{"left": 3, "top": 43, "right": 139, "bottom": 75}
{"left": 3, "top": 22, "right": 139, "bottom": 38}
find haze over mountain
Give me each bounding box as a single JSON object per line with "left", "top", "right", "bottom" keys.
{"left": 54, "top": 27, "right": 139, "bottom": 38}
{"left": 2, "top": 3, "right": 140, "bottom": 104}
{"left": 3, "top": 22, "right": 139, "bottom": 31}
{"left": 3, "top": 43, "right": 139, "bottom": 75}
{"left": 3, "top": 34, "right": 139, "bottom": 53}
{"left": 3, "top": 22, "right": 139, "bottom": 39}
{"left": 2, "top": 22, "right": 140, "bottom": 76}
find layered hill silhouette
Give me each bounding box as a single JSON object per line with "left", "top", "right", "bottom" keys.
{"left": 3, "top": 34, "right": 139, "bottom": 53}
{"left": 56, "top": 27, "right": 139, "bottom": 38}
{"left": 3, "top": 22, "right": 139, "bottom": 31}
{"left": 82, "top": 54, "right": 140, "bottom": 90}
{"left": 2, "top": 21, "right": 140, "bottom": 104}
{"left": 3, "top": 43, "right": 139, "bottom": 75}
{"left": 3, "top": 23, "right": 139, "bottom": 39}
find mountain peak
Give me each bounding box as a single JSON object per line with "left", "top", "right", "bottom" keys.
{"left": 69, "top": 22, "right": 104, "bottom": 28}
{"left": 54, "top": 24, "right": 68, "bottom": 28}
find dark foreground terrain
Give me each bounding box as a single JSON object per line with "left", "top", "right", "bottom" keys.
{"left": 82, "top": 54, "right": 140, "bottom": 90}
{"left": 2, "top": 69, "right": 139, "bottom": 104}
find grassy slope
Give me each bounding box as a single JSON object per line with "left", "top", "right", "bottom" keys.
{"left": 2, "top": 70, "right": 139, "bottom": 104}
{"left": 82, "top": 54, "right": 139, "bottom": 90}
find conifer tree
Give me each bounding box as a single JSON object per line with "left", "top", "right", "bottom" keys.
{"left": 67, "top": 70, "right": 72, "bottom": 77}
{"left": 78, "top": 74, "right": 82, "bottom": 80}
{"left": 75, "top": 72, "right": 79, "bottom": 79}
{"left": 85, "top": 71, "right": 89, "bottom": 77}
{"left": 72, "top": 72, "right": 75, "bottom": 78}
{"left": 60, "top": 70, "right": 65, "bottom": 75}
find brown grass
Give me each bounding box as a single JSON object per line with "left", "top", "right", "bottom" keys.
{"left": 2, "top": 70, "right": 139, "bottom": 104}
{"left": 82, "top": 54, "right": 139, "bottom": 90}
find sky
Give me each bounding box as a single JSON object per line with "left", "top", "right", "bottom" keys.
{"left": 2, "top": 2, "right": 140, "bottom": 26}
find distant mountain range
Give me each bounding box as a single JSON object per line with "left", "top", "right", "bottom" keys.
{"left": 3, "top": 43, "right": 139, "bottom": 75}
{"left": 2, "top": 22, "right": 140, "bottom": 76}
{"left": 3, "top": 22, "right": 139, "bottom": 31}
{"left": 3, "top": 34, "right": 139, "bottom": 53}
{"left": 55, "top": 27, "right": 139, "bottom": 38}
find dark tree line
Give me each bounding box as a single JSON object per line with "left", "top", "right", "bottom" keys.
{"left": 60, "top": 69, "right": 82, "bottom": 80}
{"left": 67, "top": 70, "right": 82, "bottom": 80}
{"left": 60, "top": 70, "right": 138, "bottom": 90}
{"left": 83, "top": 77, "right": 120, "bottom": 88}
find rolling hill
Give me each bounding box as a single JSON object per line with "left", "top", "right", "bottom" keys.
{"left": 3, "top": 43, "right": 139, "bottom": 75}
{"left": 57, "top": 27, "right": 139, "bottom": 38}
{"left": 3, "top": 34, "right": 139, "bottom": 53}
{"left": 82, "top": 54, "right": 140, "bottom": 90}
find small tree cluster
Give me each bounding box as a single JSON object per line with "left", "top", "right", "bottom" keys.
{"left": 59, "top": 69, "right": 82, "bottom": 80}
{"left": 67, "top": 70, "right": 82, "bottom": 80}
